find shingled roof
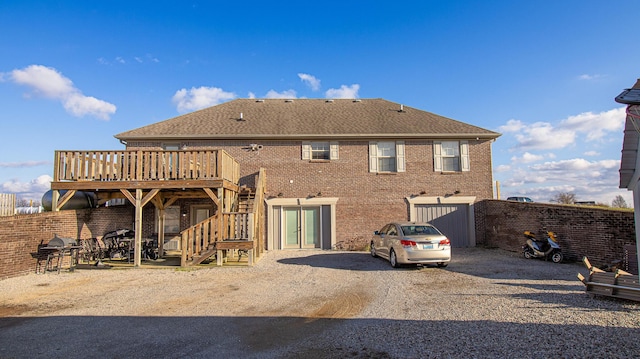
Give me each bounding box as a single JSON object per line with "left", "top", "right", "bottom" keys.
{"left": 115, "top": 98, "right": 501, "bottom": 141}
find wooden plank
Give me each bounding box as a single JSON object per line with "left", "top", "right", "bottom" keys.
{"left": 203, "top": 188, "right": 220, "bottom": 207}
{"left": 134, "top": 189, "right": 143, "bottom": 267}
{"left": 101, "top": 152, "right": 108, "bottom": 180}
{"left": 120, "top": 189, "right": 136, "bottom": 205}
{"left": 577, "top": 272, "right": 586, "bottom": 284}
{"left": 140, "top": 189, "right": 160, "bottom": 207}
{"left": 56, "top": 190, "right": 77, "bottom": 211}
{"left": 136, "top": 150, "right": 143, "bottom": 180}
{"left": 181, "top": 233, "right": 187, "bottom": 266}
{"left": 51, "top": 179, "right": 226, "bottom": 190}
{"left": 216, "top": 240, "right": 254, "bottom": 250}
{"left": 615, "top": 276, "right": 639, "bottom": 288}
{"left": 587, "top": 272, "right": 616, "bottom": 296}
{"left": 87, "top": 152, "right": 94, "bottom": 179}
{"left": 616, "top": 269, "right": 634, "bottom": 277}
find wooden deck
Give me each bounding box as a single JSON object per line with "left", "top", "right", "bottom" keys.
{"left": 49, "top": 149, "right": 245, "bottom": 267}
{"left": 51, "top": 149, "right": 239, "bottom": 191}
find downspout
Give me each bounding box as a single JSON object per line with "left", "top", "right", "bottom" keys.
{"left": 634, "top": 180, "right": 640, "bottom": 283}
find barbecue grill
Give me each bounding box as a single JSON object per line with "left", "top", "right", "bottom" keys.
{"left": 38, "top": 235, "right": 81, "bottom": 274}
{"left": 46, "top": 235, "right": 78, "bottom": 249}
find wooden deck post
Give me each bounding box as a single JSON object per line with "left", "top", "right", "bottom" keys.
{"left": 134, "top": 189, "right": 142, "bottom": 267}
{"left": 158, "top": 208, "right": 165, "bottom": 258}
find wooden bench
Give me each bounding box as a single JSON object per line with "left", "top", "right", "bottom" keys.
{"left": 215, "top": 239, "right": 254, "bottom": 266}
{"left": 578, "top": 257, "right": 640, "bottom": 302}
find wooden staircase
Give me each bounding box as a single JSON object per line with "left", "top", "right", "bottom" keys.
{"left": 237, "top": 186, "right": 255, "bottom": 213}
{"left": 180, "top": 168, "right": 266, "bottom": 267}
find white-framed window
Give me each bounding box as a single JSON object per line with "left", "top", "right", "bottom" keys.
{"left": 369, "top": 141, "right": 405, "bottom": 173}
{"left": 302, "top": 141, "right": 339, "bottom": 160}
{"left": 433, "top": 141, "right": 470, "bottom": 172}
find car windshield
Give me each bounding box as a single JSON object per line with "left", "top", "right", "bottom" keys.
{"left": 401, "top": 225, "right": 440, "bottom": 236}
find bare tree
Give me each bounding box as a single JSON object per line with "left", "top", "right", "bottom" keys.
{"left": 612, "top": 195, "right": 628, "bottom": 208}
{"left": 15, "top": 198, "right": 41, "bottom": 207}
{"left": 550, "top": 192, "right": 576, "bottom": 204}
{"left": 15, "top": 198, "right": 30, "bottom": 207}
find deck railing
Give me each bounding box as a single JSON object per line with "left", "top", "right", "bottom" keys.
{"left": 180, "top": 212, "right": 250, "bottom": 264}
{"left": 179, "top": 168, "right": 267, "bottom": 266}
{"left": 53, "top": 150, "right": 239, "bottom": 183}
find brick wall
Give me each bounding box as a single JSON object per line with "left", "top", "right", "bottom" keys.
{"left": 3, "top": 198, "right": 636, "bottom": 279}
{"left": 474, "top": 199, "right": 636, "bottom": 268}
{"left": 0, "top": 206, "right": 133, "bottom": 280}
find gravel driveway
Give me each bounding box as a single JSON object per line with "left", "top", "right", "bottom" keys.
{"left": 1, "top": 248, "right": 639, "bottom": 358}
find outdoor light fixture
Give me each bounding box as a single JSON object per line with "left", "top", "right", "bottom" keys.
{"left": 615, "top": 88, "right": 640, "bottom": 133}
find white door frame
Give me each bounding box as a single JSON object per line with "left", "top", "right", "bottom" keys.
{"left": 406, "top": 196, "right": 476, "bottom": 246}
{"left": 265, "top": 197, "right": 339, "bottom": 250}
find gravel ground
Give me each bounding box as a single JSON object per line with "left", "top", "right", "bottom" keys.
{"left": 0, "top": 247, "right": 639, "bottom": 359}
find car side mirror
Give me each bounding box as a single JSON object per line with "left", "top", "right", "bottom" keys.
{"left": 374, "top": 231, "right": 380, "bottom": 235}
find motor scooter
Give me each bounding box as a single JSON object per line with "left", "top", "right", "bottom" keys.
{"left": 522, "top": 230, "right": 563, "bottom": 263}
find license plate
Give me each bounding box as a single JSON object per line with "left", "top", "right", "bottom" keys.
{"left": 423, "top": 244, "right": 433, "bottom": 249}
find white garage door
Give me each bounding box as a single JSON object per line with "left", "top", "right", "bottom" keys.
{"left": 415, "top": 204, "right": 469, "bottom": 247}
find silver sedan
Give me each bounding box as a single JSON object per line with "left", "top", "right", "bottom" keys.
{"left": 370, "top": 222, "right": 451, "bottom": 268}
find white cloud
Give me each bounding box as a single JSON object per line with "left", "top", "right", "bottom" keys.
{"left": 498, "top": 107, "right": 625, "bottom": 151}
{"left": 265, "top": 89, "right": 297, "bottom": 99}
{"left": 512, "top": 152, "right": 544, "bottom": 164}
{"left": 495, "top": 164, "right": 511, "bottom": 172}
{"left": 8, "top": 65, "right": 116, "bottom": 120}
{"left": 498, "top": 119, "right": 525, "bottom": 133}
{"left": 325, "top": 84, "right": 360, "bottom": 99}
{"left": 1, "top": 175, "right": 52, "bottom": 201}
{"left": 513, "top": 122, "right": 575, "bottom": 150}
{"left": 0, "top": 160, "right": 49, "bottom": 168}
{"left": 578, "top": 74, "right": 603, "bottom": 80}
{"left": 500, "top": 157, "right": 625, "bottom": 202}
{"left": 248, "top": 92, "right": 256, "bottom": 99}
{"left": 172, "top": 86, "right": 236, "bottom": 112}
{"left": 584, "top": 150, "right": 600, "bottom": 156}
{"left": 560, "top": 107, "right": 625, "bottom": 141}
{"left": 298, "top": 73, "right": 321, "bottom": 91}
{"left": 530, "top": 158, "right": 612, "bottom": 173}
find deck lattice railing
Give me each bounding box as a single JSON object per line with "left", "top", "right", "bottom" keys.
{"left": 53, "top": 150, "right": 239, "bottom": 183}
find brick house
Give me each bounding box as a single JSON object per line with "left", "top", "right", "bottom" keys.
{"left": 114, "top": 98, "right": 500, "bottom": 251}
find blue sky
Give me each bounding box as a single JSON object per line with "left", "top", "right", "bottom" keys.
{"left": 1, "top": 1, "right": 639, "bottom": 206}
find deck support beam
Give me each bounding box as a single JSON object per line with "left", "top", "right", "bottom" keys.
{"left": 134, "top": 189, "right": 142, "bottom": 267}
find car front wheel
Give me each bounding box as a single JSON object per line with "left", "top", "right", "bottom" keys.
{"left": 437, "top": 262, "right": 448, "bottom": 268}
{"left": 389, "top": 249, "right": 400, "bottom": 268}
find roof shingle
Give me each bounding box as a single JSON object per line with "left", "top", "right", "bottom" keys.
{"left": 115, "top": 98, "right": 500, "bottom": 140}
